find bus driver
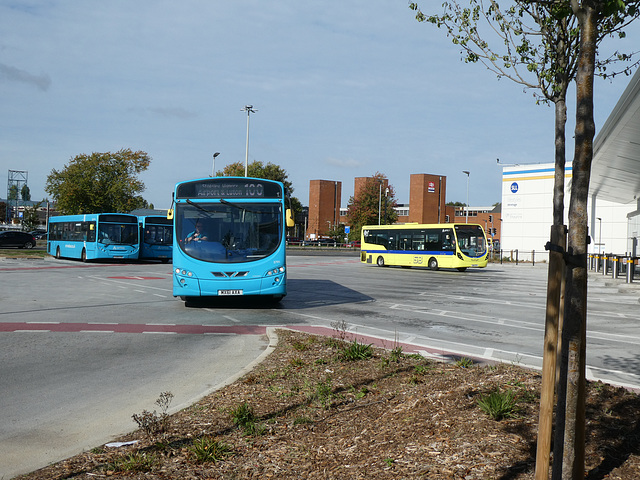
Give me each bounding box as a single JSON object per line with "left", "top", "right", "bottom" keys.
{"left": 185, "top": 221, "right": 208, "bottom": 243}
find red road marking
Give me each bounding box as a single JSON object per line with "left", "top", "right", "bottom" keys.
{"left": 0, "top": 264, "right": 128, "bottom": 272}
{"left": 1, "top": 322, "right": 266, "bottom": 335}
{"left": 107, "top": 276, "right": 166, "bottom": 280}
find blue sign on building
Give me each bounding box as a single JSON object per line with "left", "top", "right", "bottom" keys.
{"left": 510, "top": 182, "right": 519, "bottom": 193}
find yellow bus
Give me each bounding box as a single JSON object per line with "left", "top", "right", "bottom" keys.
{"left": 360, "top": 223, "right": 489, "bottom": 271}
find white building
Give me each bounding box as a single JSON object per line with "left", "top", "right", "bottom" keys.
{"left": 501, "top": 66, "right": 640, "bottom": 262}
{"left": 501, "top": 164, "right": 631, "bottom": 261}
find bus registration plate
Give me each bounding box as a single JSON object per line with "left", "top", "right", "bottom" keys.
{"left": 218, "top": 289, "right": 243, "bottom": 296}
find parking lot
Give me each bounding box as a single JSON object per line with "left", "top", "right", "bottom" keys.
{"left": 2, "top": 253, "right": 640, "bottom": 477}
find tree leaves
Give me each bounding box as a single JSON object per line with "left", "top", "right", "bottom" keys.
{"left": 45, "top": 149, "right": 151, "bottom": 215}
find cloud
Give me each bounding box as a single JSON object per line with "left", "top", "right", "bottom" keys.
{"left": 0, "top": 63, "right": 51, "bottom": 91}
{"left": 325, "top": 157, "right": 366, "bottom": 168}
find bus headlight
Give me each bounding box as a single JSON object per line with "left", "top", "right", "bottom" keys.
{"left": 265, "top": 266, "right": 285, "bottom": 276}
{"left": 175, "top": 267, "right": 194, "bottom": 277}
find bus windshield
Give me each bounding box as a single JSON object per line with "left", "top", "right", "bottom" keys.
{"left": 453, "top": 224, "right": 487, "bottom": 258}
{"left": 176, "top": 202, "right": 282, "bottom": 263}
{"left": 143, "top": 223, "right": 173, "bottom": 245}
{"left": 98, "top": 223, "right": 138, "bottom": 245}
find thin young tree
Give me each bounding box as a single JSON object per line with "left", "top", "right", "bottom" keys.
{"left": 410, "top": 1, "right": 639, "bottom": 476}
{"left": 554, "top": 2, "right": 639, "bottom": 477}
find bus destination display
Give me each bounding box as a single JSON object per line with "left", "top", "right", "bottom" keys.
{"left": 177, "top": 179, "right": 282, "bottom": 199}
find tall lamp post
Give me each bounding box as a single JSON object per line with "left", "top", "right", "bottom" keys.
{"left": 211, "top": 152, "right": 220, "bottom": 177}
{"left": 462, "top": 170, "right": 470, "bottom": 223}
{"left": 241, "top": 105, "right": 257, "bottom": 177}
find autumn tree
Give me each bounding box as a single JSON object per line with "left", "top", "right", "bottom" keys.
{"left": 346, "top": 173, "right": 398, "bottom": 242}
{"left": 45, "top": 149, "right": 151, "bottom": 215}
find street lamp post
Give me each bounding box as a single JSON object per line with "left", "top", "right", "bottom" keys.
{"left": 462, "top": 171, "right": 470, "bottom": 224}
{"left": 378, "top": 183, "right": 382, "bottom": 225}
{"left": 241, "top": 105, "right": 257, "bottom": 177}
{"left": 211, "top": 152, "right": 220, "bottom": 177}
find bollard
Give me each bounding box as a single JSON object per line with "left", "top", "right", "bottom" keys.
{"left": 613, "top": 256, "right": 619, "bottom": 279}
{"left": 596, "top": 254, "right": 601, "bottom": 272}
{"left": 532, "top": 250, "right": 535, "bottom": 266}
{"left": 627, "top": 257, "right": 634, "bottom": 283}
{"left": 603, "top": 254, "right": 608, "bottom": 275}
{"left": 515, "top": 249, "right": 519, "bottom": 265}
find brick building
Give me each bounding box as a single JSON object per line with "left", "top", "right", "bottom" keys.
{"left": 306, "top": 173, "right": 501, "bottom": 243}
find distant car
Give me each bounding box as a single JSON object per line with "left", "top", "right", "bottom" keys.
{"left": 348, "top": 240, "right": 361, "bottom": 248}
{"left": 0, "top": 231, "right": 37, "bottom": 249}
{"left": 315, "top": 238, "right": 337, "bottom": 246}
{"left": 29, "top": 229, "right": 47, "bottom": 240}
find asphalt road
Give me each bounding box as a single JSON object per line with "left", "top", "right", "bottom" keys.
{"left": 1, "top": 251, "right": 639, "bottom": 478}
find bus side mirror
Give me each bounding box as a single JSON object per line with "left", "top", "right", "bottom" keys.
{"left": 286, "top": 209, "right": 294, "bottom": 228}
{"left": 167, "top": 209, "right": 174, "bottom": 220}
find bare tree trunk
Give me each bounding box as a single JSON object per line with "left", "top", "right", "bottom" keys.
{"left": 553, "top": 5, "right": 597, "bottom": 478}
{"left": 535, "top": 98, "right": 568, "bottom": 480}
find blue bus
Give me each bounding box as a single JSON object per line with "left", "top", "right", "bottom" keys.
{"left": 138, "top": 215, "right": 173, "bottom": 263}
{"left": 48, "top": 213, "right": 139, "bottom": 261}
{"left": 171, "top": 177, "right": 294, "bottom": 304}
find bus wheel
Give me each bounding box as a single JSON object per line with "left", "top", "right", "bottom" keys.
{"left": 376, "top": 256, "right": 385, "bottom": 267}
{"left": 428, "top": 257, "right": 439, "bottom": 271}
{"left": 457, "top": 267, "right": 467, "bottom": 272}
{"left": 55, "top": 247, "right": 61, "bottom": 259}
{"left": 81, "top": 249, "right": 87, "bottom": 262}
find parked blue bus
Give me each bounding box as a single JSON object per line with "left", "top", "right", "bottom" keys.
{"left": 171, "top": 177, "right": 294, "bottom": 304}
{"left": 138, "top": 215, "right": 173, "bottom": 263}
{"left": 48, "top": 213, "right": 139, "bottom": 261}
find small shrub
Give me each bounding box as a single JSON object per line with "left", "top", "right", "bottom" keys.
{"left": 230, "top": 402, "right": 265, "bottom": 436}
{"left": 341, "top": 340, "right": 373, "bottom": 361}
{"left": 293, "top": 416, "right": 314, "bottom": 425}
{"left": 103, "top": 452, "right": 157, "bottom": 473}
{"left": 189, "top": 436, "right": 233, "bottom": 463}
{"left": 291, "top": 341, "right": 308, "bottom": 351}
{"left": 389, "top": 346, "right": 403, "bottom": 362}
{"left": 331, "top": 319, "right": 349, "bottom": 341}
{"left": 289, "top": 357, "right": 305, "bottom": 367}
{"left": 477, "top": 389, "right": 517, "bottom": 420}
{"left": 455, "top": 357, "right": 474, "bottom": 368}
{"left": 131, "top": 391, "right": 174, "bottom": 438}
{"left": 414, "top": 364, "right": 432, "bottom": 375}
{"left": 310, "top": 378, "right": 334, "bottom": 409}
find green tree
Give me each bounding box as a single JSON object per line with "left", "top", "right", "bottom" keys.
{"left": 8, "top": 185, "right": 18, "bottom": 201}
{"left": 22, "top": 201, "right": 42, "bottom": 231}
{"left": 0, "top": 202, "right": 6, "bottom": 223}
{"left": 346, "top": 173, "right": 398, "bottom": 242}
{"left": 45, "top": 149, "right": 151, "bottom": 214}
{"left": 219, "top": 160, "right": 303, "bottom": 235}
{"left": 21, "top": 185, "right": 31, "bottom": 202}
{"left": 218, "top": 160, "right": 294, "bottom": 192}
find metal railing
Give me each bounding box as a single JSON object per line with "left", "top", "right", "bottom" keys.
{"left": 588, "top": 253, "right": 637, "bottom": 283}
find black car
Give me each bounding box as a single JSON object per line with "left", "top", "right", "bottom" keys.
{"left": 29, "top": 229, "right": 47, "bottom": 240}
{"left": 0, "top": 231, "right": 37, "bottom": 249}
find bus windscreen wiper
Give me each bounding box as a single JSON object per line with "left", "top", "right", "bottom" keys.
{"left": 219, "top": 199, "right": 259, "bottom": 214}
